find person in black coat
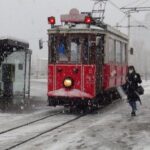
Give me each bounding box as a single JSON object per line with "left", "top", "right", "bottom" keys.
{"left": 125, "top": 66, "right": 142, "bottom": 116}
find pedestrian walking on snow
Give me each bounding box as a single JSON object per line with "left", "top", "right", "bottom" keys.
{"left": 125, "top": 66, "right": 143, "bottom": 116}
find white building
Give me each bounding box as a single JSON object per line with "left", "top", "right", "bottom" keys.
{"left": 130, "top": 13, "right": 150, "bottom": 79}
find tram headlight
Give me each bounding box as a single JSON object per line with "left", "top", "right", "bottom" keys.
{"left": 63, "top": 77, "right": 73, "bottom": 88}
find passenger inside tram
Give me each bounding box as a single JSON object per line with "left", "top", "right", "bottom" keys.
{"left": 70, "top": 39, "right": 78, "bottom": 62}
{"left": 55, "top": 35, "right": 89, "bottom": 63}
{"left": 57, "top": 40, "right": 68, "bottom": 61}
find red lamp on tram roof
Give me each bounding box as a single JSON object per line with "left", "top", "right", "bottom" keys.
{"left": 84, "top": 16, "right": 92, "bottom": 24}
{"left": 48, "top": 16, "right": 56, "bottom": 25}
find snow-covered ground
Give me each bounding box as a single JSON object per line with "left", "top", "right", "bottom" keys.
{"left": 15, "top": 80, "right": 150, "bottom": 150}
{"left": 0, "top": 79, "right": 150, "bottom": 150}
{"left": 0, "top": 79, "right": 48, "bottom": 126}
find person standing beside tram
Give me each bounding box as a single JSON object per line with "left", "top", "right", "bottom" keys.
{"left": 125, "top": 66, "right": 143, "bottom": 116}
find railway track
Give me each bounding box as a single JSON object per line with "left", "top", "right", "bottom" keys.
{"left": 0, "top": 111, "right": 62, "bottom": 135}
{"left": 0, "top": 111, "right": 84, "bottom": 150}
{"left": 0, "top": 99, "right": 121, "bottom": 150}
{"left": 5, "top": 115, "right": 84, "bottom": 150}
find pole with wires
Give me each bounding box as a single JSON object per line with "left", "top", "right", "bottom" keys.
{"left": 121, "top": 7, "right": 150, "bottom": 36}
{"left": 120, "top": 7, "right": 150, "bottom": 64}
{"left": 128, "top": 11, "right": 131, "bottom": 54}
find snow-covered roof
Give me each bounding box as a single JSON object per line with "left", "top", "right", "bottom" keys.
{"left": 48, "top": 23, "right": 128, "bottom": 40}
{"left": 0, "top": 37, "right": 29, "bottom": 50}
{"left": 48, "top": 24, "right": 104, "bottom": 34}
{"left": 48, "top": 8, "right": 128, "bottom": 40}
{"left": 0, "top": 36, "right": 29, "bottom": 45}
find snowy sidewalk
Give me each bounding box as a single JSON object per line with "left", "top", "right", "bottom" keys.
{"left": 0, "top": 80, "right": 150, "bottom": 150}
{"left": 13, "top": 80, "right": 150, "bottom": 150}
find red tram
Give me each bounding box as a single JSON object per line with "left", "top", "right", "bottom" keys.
{"left": 47, "top": 9, "right": 128, "bottom": 110}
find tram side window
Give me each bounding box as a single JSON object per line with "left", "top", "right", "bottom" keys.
{"left": 108, "top": 38, "right": 115, "bottom": 63}
{"left": 49, "top": 35, "right": 56, "bottom": 63}
{"left": 82, "top": 38, "right": 89, "bottom": 64}
{"left": 88, "top": 35, "right": 96, "bottom": 64}
{"left": 115, "top": 41, "right": 121, "bottom": 64}
{"left": 125, "top": 44, "right": 127, "bottom": 63}
{"left": 122, "top": 43, "right": 126, "bottom": 64}
{"left": 89, "top": 42, "right": 96, "bottom": 64}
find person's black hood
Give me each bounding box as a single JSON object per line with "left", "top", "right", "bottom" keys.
{"left": 128, "top": 65, "right": 136, "bottom": 74}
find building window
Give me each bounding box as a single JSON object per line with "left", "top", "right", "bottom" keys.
{"left": 18, "top": 64, "right": 23, "bottom": 70}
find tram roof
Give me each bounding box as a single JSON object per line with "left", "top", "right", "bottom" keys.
{"left": 48, "top": 24, "right": 128, "bottom": 41}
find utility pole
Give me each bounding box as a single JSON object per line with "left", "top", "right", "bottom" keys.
{"left": 127, "top": 11, "right": 131, "bottom": 53}
{"left": 120, "top": 7, "right": 150, "bottom": 65}
{"left": 121, "top": 7, "right": 150, "bottom": 44}
{"left": 127, "top": 12, "right": 131, "bottom": 38}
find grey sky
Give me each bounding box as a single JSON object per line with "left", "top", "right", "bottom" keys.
{"left": 0, "top": 0, "right": 150, "bottom": 60}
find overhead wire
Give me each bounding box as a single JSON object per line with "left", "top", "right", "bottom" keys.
{"left": 118, "top": 15, "right": 127, "bottom": 23}
{"left": 135, "top": 0, "right": 149, "bottom": 7}
{"left": 131, "top": 15, "right": 150, "bottom": 30}
{"left": 108, "top": 0, "right": 129, "bottom": 27}
{"left": 121, "top": 0, "right": 142, "bottom": 8}
{"left": 108, "top": 0, "right": 150, "bottom": 31}
{"left": 108, "top": 0, "right": 126, "bottom": 15}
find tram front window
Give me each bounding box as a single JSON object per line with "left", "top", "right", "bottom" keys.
{"left": 57, "top": 38, "right": 68, "bottom": 61}
{"left": 70, "top": 38, "right": 80, "bottom": 62}
{"left": 50, "top": 34, "right": 89, "bottom": 64}
{"left": 55, "top": 35, "right": 81, "bottom": 63}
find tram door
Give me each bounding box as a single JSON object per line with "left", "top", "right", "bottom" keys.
{"left": 2, "top": 64, "right": 15, "bottom": 98}
{"left": 96, "top": 35, "right": 105, "bottom": 93}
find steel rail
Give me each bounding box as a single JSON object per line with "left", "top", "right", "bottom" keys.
{"left": 0, "top": 111, "right": 62, "bottom": 135}
{"left": 5, "top": 114, "right": 84, "bottom": 150}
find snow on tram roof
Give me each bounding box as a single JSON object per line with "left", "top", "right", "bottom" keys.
{"left": 47, "top": 8, "right": 128, "bottom": 40}
{"left": 48, "top": 24, "right": 104, "bottom": 33}
{"left": 48, "top": 24, "right": 128, "bottom": 40}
